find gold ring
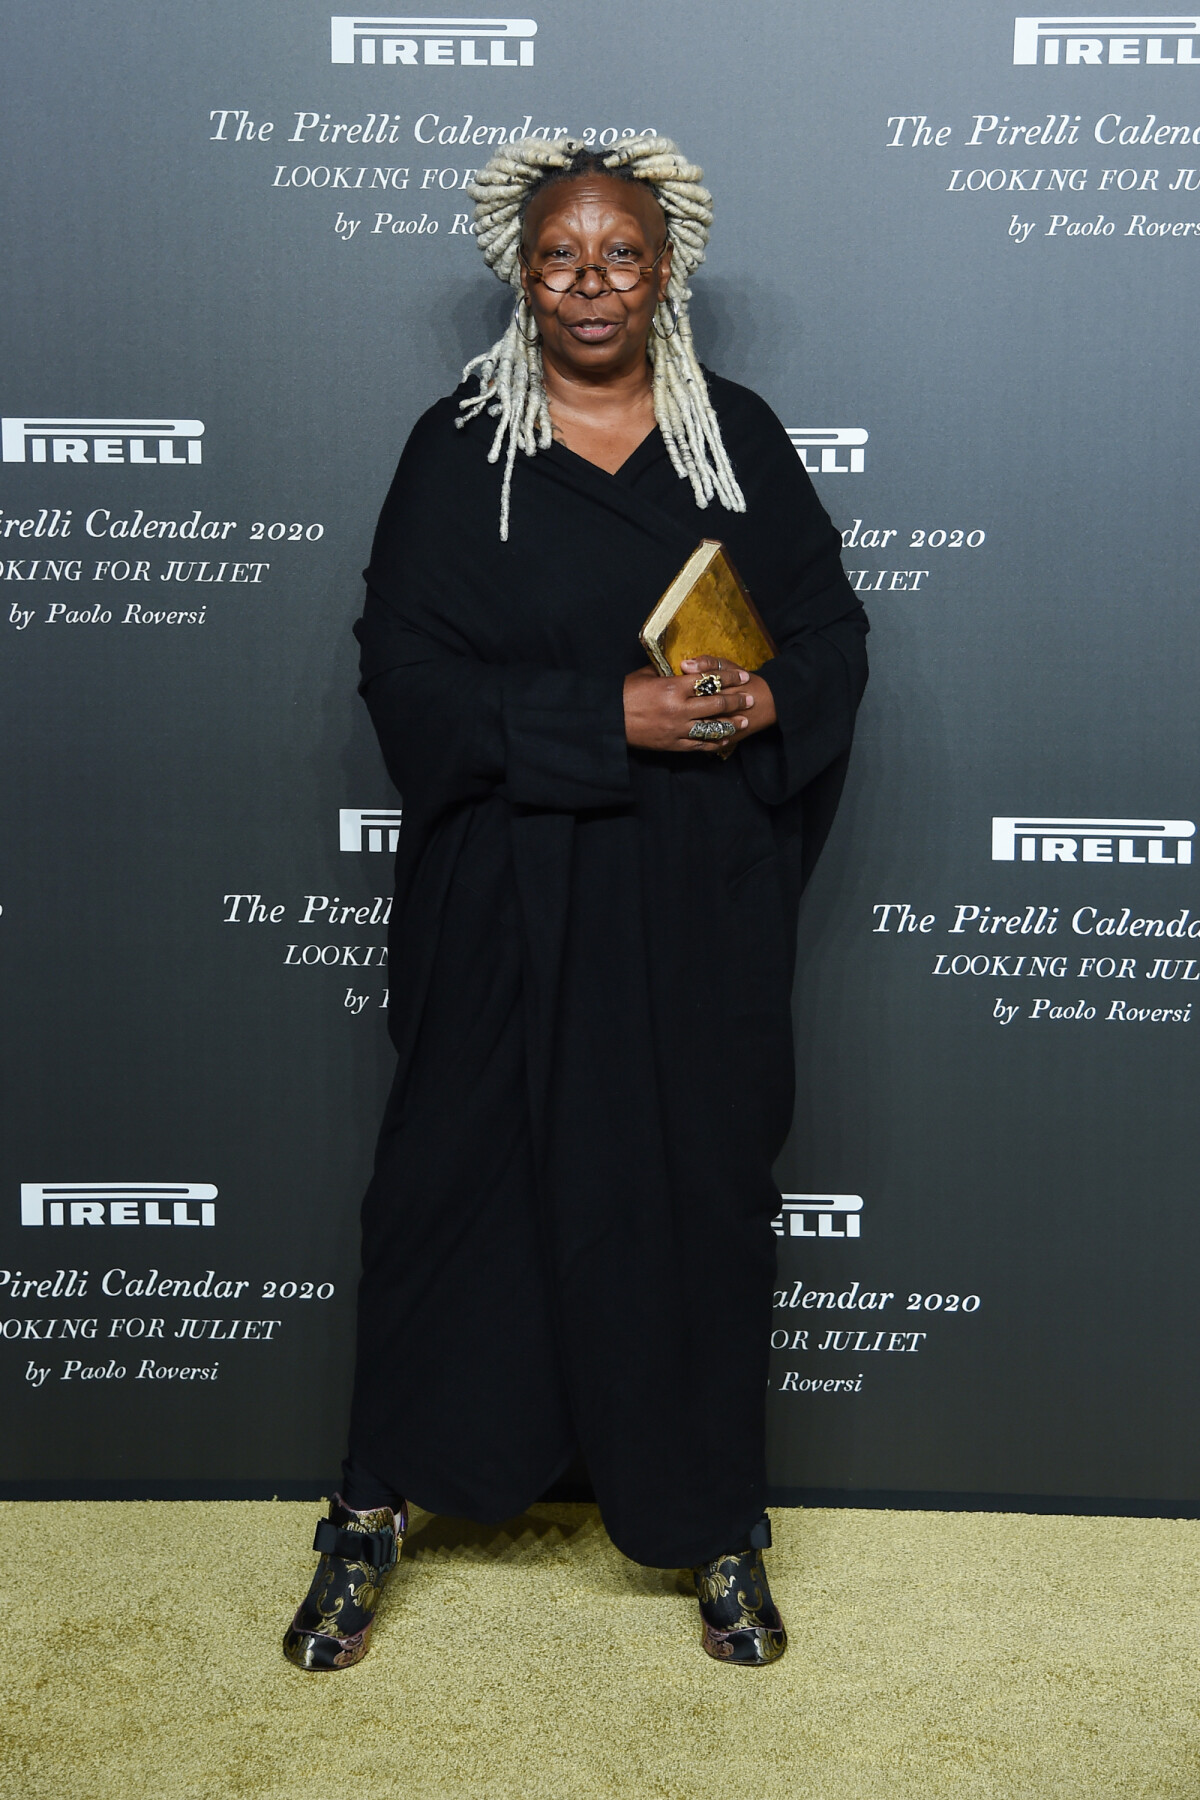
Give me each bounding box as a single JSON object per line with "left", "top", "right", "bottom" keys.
{"left": 693, "top": 672, "right": 723, "bottom": 697}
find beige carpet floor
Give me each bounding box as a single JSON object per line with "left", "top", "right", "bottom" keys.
{"left": 1, "top": 1501, "right": 1197, "bottom": 1799}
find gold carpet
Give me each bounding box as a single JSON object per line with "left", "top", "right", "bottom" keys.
{"left": 2, "top": 1501, "right": 1197, "bottom": 1799}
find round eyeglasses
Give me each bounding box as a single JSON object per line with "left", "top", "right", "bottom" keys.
{"left": 520, "top": 244, "right": 667, "bottom": 294}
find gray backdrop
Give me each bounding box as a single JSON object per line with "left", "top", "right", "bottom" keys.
{"left": 2, "top": 0, "right": 1197, "bottom": 1510}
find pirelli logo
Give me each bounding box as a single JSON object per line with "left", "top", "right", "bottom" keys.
{"left": 340, "top": 807, "right": 403, "bottom": 851}
{"left": 1014, "top": 14, "right": 1200, "bottom": 63}
{"left": 786, "top": 428, "right": 868, "bottom": 475}
{"left": 771, "top": 1195, "right": 863, "bottom": 1240}
{"left": 1, "top": 418, "right": 204, "bottom": 465}
{"left": 330, "top": 15, "right": 536, "bottom": 64}
{"left": 21, "top": 1183, "right": 218, "bottom": 1227}
{"left": 992, "top": 816, "right": 1195, "bottom": 864}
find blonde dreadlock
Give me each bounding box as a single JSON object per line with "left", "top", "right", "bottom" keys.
{"left": 457, "top": 135, "right": 746, "bottom": 540}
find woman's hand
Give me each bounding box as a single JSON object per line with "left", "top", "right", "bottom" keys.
{"left": 623, "top": 656, "right": 777, "bottom": 753}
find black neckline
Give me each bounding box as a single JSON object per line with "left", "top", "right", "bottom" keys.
{"left": 549, "top": 425, "right": 665, "bottom": 485}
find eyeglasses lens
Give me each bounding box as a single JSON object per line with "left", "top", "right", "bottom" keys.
{"left": 540, "top": 261, "right": 644, "bottom": 293}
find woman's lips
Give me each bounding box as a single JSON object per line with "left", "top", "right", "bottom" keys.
{"left": 564, "top": 318, "right": 620, "bottom": 342}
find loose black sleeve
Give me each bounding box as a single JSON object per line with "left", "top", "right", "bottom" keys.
{"left": 355, "top": 403, "right": 632, "bottom": 817}
{"left": 741, "top": 615, "right": 869, "bottom": 809}
{"left": 712, "top": 381, "right": 869, "bottom": 807}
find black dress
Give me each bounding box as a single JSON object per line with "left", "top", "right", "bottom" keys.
{"left": 347, "top": 371, "right": 869, "bottom": 1569}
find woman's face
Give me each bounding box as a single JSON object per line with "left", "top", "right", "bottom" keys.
{"left": 520, "top": 174, "right": 672, "bottom": 382}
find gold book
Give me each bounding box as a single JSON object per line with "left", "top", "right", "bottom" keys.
{"left": 640, "top": 541, "right": 776, "bottom": 757}
{"left": 640, "top": 539, "right": 776, "bottom": 680}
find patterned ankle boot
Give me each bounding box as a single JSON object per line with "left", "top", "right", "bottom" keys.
{"left": 693, "top": 1515, "right": 787, "bottom": 1666}
{"left": 283, "top": 1492, "right": 406, "bottom": 1670}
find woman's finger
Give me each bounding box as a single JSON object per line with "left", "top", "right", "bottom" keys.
{"left": 679, "top": 714, "right": 750, "bottom": 750}
{"left": 681, "top": 655, "right": 750, "bottom": 682}
{"left": 686, "top": 687, "right": 754, "bottom": 717}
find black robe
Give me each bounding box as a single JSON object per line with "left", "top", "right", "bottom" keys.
{"left": 348, "top": 371, "right": 868, "bottom": 1569}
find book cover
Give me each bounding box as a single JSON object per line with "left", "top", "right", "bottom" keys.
{"left": 639, "top": 539, "right": 777, "bottom": 678}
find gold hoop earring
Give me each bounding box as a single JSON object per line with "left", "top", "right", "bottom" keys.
{"left": 651, "top": 299, "right": 681, "bottom": 340}
{"left": 514, "top": 298, "right": 540, "bottom": 345}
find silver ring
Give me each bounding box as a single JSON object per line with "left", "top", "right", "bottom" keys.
{"left": 688, "top": 718, "right": 737, "bottom": 742}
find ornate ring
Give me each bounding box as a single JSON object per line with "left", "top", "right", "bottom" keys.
{"left": 693, "top": 672, "right": 723, "bottom": 697}
{"left": 689, "top": 718, "right": 737, "bottom": 742}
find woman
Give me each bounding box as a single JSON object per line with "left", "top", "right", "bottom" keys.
{"left": 284, "top": 135, "right": 868, "bottom": 1670}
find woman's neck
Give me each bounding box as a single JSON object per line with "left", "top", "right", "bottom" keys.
{"left": 539, "top": 351, "right": 654, "bottom": 430}
{"left": 539, "top": 354, "right": 657, "bottom": 475}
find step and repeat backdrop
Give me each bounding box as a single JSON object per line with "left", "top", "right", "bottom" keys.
{"left": 2, "top": 0, "right": 1197, "bottom": 1507}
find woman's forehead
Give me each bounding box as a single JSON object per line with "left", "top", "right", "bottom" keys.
{"left": 523, "top": 175, "right": 666, "bottom": 241}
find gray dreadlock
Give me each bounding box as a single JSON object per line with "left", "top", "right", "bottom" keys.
{"left": 457, "top": 135, "right": 746, "bottom": 540}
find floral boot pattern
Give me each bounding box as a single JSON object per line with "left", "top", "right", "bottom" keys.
{"left": 283, "top": 1492, "right": 406, "bottom": 1670}
{"left": 693, "top": 1516, "right": 787, "bottom": 1666}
